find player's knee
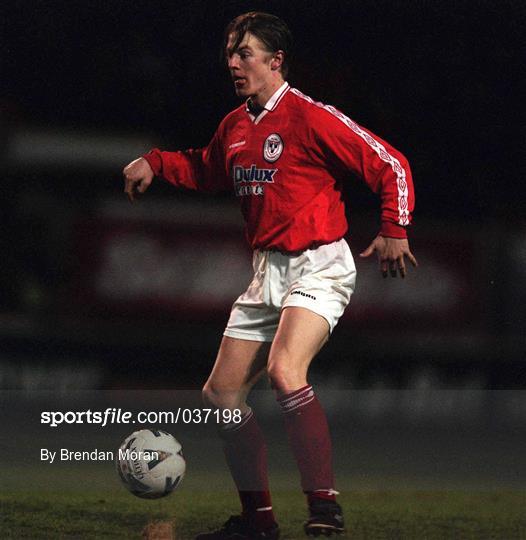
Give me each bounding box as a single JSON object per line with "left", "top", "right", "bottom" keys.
{"left": 202, "top": 382, "right": 221, "bottom": 408}
{"left": 202, "top": 381, "right": 241, "bottom": 410}
{"left": 267, "top": 358, "right": 305, "bottom": 394}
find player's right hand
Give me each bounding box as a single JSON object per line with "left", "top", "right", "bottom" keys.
{"left": 123, "top": 157, "right": 154, "bottom": 202}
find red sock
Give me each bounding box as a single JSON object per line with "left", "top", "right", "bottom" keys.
{"left": 219, "top": 408, "right": 276, "bottom": 529}
{"left": 278, "top": 385, "right": 337, "bottom": 501}
{"left": 307, "top": 489, "right": 338, "bottom": 505}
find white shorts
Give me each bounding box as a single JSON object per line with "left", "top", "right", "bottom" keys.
{"left": 224, "top": 238, "right": 356, "bottom": 342}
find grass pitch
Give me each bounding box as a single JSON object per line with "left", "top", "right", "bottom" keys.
{"left": 2, "top": 483, "right": 525, "bottom": 539}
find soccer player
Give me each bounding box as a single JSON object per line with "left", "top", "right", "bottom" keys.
{"left": 123, "top": 12, "right": 417, "bottom": 539}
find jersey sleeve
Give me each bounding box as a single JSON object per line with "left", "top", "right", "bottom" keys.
{"left": 142, "top": 125, "right": 231, "bottom": 193}
{"left": 311, "top": 106, "right": 415, "bottom": 238}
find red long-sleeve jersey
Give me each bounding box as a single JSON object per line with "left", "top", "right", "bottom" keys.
{"left": 143, "top": 82, "right": 414, "bottom": 252}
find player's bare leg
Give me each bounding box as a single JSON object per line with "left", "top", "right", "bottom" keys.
{"left": 268, "top": 307, "right": 345, "bottom": 537}
{"left": 198, "top": 337, "right": 279, "bottom": 540}
{"left": 202, "top": 336, "right": 270, "bottom": 411}
{"left": 266, "top": 306, "right": 329, "bottom": 393}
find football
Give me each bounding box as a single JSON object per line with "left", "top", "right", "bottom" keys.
{"left": 116, "top": 429, "right": 186, "bottom": 499}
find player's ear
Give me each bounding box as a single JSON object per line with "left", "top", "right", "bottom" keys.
{"left": 270, "top": 50, "right": 284, "bottom": 71}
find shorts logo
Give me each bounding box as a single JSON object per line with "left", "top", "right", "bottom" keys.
{"left": 290, "top": 290, "right": 317, "bottom": 301}
{"left": 263, "top": 133, "right": 284, "bottom": 163}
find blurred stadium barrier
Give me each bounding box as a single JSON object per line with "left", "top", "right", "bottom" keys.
{"left": 68, "top": 199, "right": 481, "bottom": 333}
{"left": 7, "top": 128, "right": 156, "bottom": 170}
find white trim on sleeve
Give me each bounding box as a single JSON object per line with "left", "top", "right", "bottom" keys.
{"left": 290, "top": 87, "right": 410, "bottom": 226}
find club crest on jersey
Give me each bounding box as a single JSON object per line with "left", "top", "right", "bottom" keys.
{"left": 263, "top": 133, "right": 284, "bottom": 163}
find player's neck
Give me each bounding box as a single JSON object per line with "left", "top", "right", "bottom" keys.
{"left": 250, "top": 76, "right": 285, "bottom": 109}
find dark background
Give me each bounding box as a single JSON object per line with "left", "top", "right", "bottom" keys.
{"left": 1, "top": 0, "right": 525, "bottom": 394}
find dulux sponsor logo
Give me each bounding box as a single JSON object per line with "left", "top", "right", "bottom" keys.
{"left": 233, "top": 164, "right": 277, "bottom": 183}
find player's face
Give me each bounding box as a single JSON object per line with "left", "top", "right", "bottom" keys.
{"left": 226, "top": 32, "right": 281, "bottom": 106}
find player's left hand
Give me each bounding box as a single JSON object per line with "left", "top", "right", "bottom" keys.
{"left": 359, "top": 235, "right": 418, "bottom": 278}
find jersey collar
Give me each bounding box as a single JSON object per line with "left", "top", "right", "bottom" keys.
{"left": 245, "top": 81, "right": 290, "bottom": 123}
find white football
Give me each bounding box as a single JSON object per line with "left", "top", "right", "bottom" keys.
{"left": 116, "top": 429, "right": 186, "bottom": 498}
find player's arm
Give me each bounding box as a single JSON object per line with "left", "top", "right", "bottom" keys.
{"left": 123, "top": 126, "right": 229, "bottom": 201}
{"left": 312, "top": 108, "right": 417, "bottom": 277}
